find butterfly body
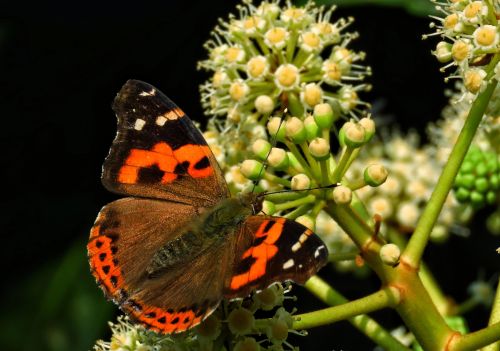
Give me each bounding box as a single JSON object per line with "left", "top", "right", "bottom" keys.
{"left": 88, "top": 80, "right": 328, "bottom": 334}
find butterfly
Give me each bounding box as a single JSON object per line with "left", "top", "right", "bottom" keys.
{"left": 88, "top": 80, "right": 328, "bottom": 334}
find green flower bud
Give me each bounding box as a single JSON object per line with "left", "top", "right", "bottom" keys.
{"left": 234, "top": 337, "right": 260, "bottom": 351}
{"left": 313, "top": 103, "right": 336, "bottom": 129}
{"left": 266, "top": 319, "right": 289, "bottom": 345}
{"left": 476, "top": 162, "right": 489, "bottom": 177}
{"left": 455, "top": 187, "right": 470, "bottom": 202}
{"left": 291, "top": 173, "right": 311, "bottom": 190}
{"left": 461, "top": 161, "right": 475, "bottom": 174}
{"left": 287, "top": 151, "right": 302, "bottom": 171}
{"left": 379, "top": 243, "right": 401, "bottom": 266}
{"left": 285, "top": 117, "right": 307, "bottom": 144}
{"left": 430, "top": 225, "right": 450, "bottom": 243}
{"left": 456, "top": 173, "right": 475, "bottom": 189}
{"left": 364, "top": 164, "right": 388, "bottom": 187}
{"left": 470, "top": 191, "right": 484, "bottom": 207}
{"left": 308, "top": 137, "right": 330, "bottom": 160}
{"left": 332, "top": 185, "right": 352, "bottom": 204}
{"left": 358, "top": 117, "right": 375, "bottom": 142}
{"left": 434, "top": 41, "right": 453, "bottom": 63}
{"left": 228, "top": 308, "right": 255, "bottom": 335}
{"left": 275, "top": 307, "right": 294, "bottom": 328}
{"left": 262, "top": 200, "right": 276, "bottom": 215}
{"left": 252, "top": 139, "right": 272, "bottom": 160}
{"left": 342, "top": 122, "right": 366, "bottom": 148}
{"left": 486, "top": 191, "right": 496, "bottom": 205}
{"left": 304, "top": 115, "right": 320, "bottom": 141}
{"left": 491, "top": 174, "right": 499, "bottom": 190}
{"left": 474, "top": 177, "right": 489, "bottom": 193}
{"left": 268, "top": 147, "right": 289, "bottom": 170}
{"left": 267, "top": 117, "right": 286, "bottom": 142}
{"left": 241, "top": 160, "right": 265, "bottom": 181}
{"left": 296, "top": 214, "right": 315, "bottom": 231}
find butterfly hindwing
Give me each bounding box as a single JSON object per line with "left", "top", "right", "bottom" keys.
{"left": 88, "top": 197, "right": 232, "bottom": 333}
{"left": 102, "top": 80, "right": 229, "bottom": 207}
{"left": 224, "top": 216, "right": 329, "bottom": 299}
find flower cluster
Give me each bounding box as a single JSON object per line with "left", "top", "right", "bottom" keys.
{"left": 199, "top": 0, "right": 370, "bottom": 180}
{"left": 94, "top": 284, "right": 302, "bottom": 351}
{"left": 427, "top": 0, "right": 500, "bottom": 94}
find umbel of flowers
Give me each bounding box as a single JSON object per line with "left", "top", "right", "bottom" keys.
{"left": 199, "top": 0, "right": 371, "bottom": 169}
{"left": 428, "top": 0, "right": 500, "bottom": 94}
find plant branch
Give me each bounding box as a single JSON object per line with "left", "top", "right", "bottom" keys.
{"left": 450, "top": 322, "right": 500, "bottom": 351}
{"left": 300, "top": 276, "right": 410, "bottom": 351}
{"left": 481, "top": 278, "right": 500, "bottom": 351}
{"left": 402, "top": 76, "right": 499, "bottom": 269}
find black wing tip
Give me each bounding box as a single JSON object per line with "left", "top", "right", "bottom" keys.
{"left": 112, "top": 79, "right": 177, "bottom": 114}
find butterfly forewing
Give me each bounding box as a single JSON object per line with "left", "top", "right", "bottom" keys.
{"left": 102, "top": 80, "right": 229, "bottom": 207}
{"left": 224, "top": 216, "right": 329, "bottom": 299}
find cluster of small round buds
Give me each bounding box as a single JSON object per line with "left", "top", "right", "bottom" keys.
{"left": 228, "top": 307, "right": 255, "bottom": 335}
{"left": 368, "top": 196, "right": 393, "bottom": 220}
{"left": 454, "top": 147, "right": 499, "bottom": 208}
{"left": 285, "top": 117, "right": 307, "bottom": 143}
{"left": 396, "top": 201, "right": 420, "bottom": 228}
{"left": 304, "top": 115, "right": 320, "bottom": 140}
{"left": 428, "top": 0, "right": 499, "bottom": 93}
{"left": 332, "top": 185, "right": 352, "bottom": 204}
{"left": 199, "top": 0, "right": 370, "bottom": 132}
{"left": 252, "top": 139, "right": 272, "bottom": 160}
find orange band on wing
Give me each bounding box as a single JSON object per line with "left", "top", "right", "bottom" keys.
{"left": 230, "top": 218, "right": 285, "bottom": 290}
{"left": 117, "top": 142, "right": 213, "bottom": 184}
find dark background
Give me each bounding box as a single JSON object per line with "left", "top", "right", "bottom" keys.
{"left": 1, "top": 2, "right": 497, "bottom": 350}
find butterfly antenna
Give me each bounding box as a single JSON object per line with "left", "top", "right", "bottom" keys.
{"left": 250, "top": 108, "right": 288, "bottom": 194}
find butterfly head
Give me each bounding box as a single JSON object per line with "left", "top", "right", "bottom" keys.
{"left": 237, "top": 192, "right": 265, "bottom": 215}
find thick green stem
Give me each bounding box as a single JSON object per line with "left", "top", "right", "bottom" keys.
{"left": 402, "top": 77, "right": 498, "bottom": 268}
{"left": 300, "top": 276, "right": 410, "bottom": 351}
{"left": 293, "top": 288, "right": 399, "bottom": 329}
{"left": 450, "top": 322, "right": 500, "bottom": 351}
{"left": 481, "top": 278, "right": 500, "bottom": 351}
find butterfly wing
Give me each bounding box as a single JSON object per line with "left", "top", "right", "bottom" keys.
{"left": 88, "top": 198, "right": 232, "bottom": 333}
{"left": 102, "top": 80, "right": 229, "bottom": 207}
{"left": 224, "top": 216, "right": 328, "bottom": 299}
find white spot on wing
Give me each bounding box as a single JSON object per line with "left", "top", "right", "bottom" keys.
{"left": 156, "top": 116, "right": 167, "bottom": 126}
{"left": 299, "top": 233, "right": 309, "bottom": 244}
{"left": 134, "top": 118, "right": 146, "bottom": 130}
{"left": 139, "top": 88, "right": 156, "bottom": 96}
{"left": 283, "top": 259, "right": 294, "bottom": 270}
{"left": 291, "top": 242, "right": 301, "bottom": 252}
{"left": 314, "top": 245, "right": 326, "bottom": 258}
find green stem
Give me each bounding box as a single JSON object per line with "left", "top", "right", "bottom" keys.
{"left": 286, "top": 141, "right": 314, "bottom": 179}
{"left": 300, "top": 276, "right": 410, "bottom": 351}
{"left": 264, "top": 172, "right": 292, "bottom": 187}
{"left": 481, "top": 278, "right": 500, "bottom": 351}
{"left": 328, "top": 251, "right": 359, "bottom": 262}
{"left": 332, "top": 146, "right": 354, "bottom": 183}
{"left": 274, "top": 194, "right": 316, "bottom": 211}
{"left": 283, "top": 203, "right": 313, "bottom": 219}
{"left": 402, "top": 77, "right": 499, "bottom": 268}
{"left": 450, "top": 322, "right": 500, "bottom": 351}
{"left": 293, "top": 288, "right": 398, "bottom": 330}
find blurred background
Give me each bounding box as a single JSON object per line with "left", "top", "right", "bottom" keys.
{"left": 1, "top": 1, "right": 498, "bottom": 350}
